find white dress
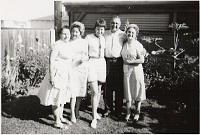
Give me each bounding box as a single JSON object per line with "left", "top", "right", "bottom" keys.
{"left": 121, "top": 40, "right": 146, "bottom": 102}
{"left": 86, "top": 34, "right": 106, "bottom": 83}
{"left": 37, "top": 40, "right": 73, "bottom": 106}
{"left": 70, "top": 38, "right": 97, "bottom": 97}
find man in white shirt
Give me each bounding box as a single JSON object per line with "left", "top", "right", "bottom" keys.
{"left": 103, "top": 16, "right": 126, "bottom": 118}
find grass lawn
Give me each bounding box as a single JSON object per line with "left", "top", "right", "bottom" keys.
{"left": 1, "top": 88, "right": 197, "bottom": 134}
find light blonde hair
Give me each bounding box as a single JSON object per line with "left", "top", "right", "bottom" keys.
{"left": 126, "top": 24, "right": 139, "bottom": 35}
{"left": 70, "top": 21, "right": 85, "bottom": 36}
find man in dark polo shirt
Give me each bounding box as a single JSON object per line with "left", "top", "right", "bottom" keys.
{"left": 103, "top": 15, "right": 126, "bottom": 118}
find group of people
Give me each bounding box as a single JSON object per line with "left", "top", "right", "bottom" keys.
{"left": 37, "top": 15, "right": 146, "bottom": 130}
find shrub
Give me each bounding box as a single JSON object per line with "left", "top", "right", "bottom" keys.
{"left": 18, "top": 52, "right": 49, "bottom": 87}
{"left": 1, "top": 46, "right": 49, "bottom": 102}
{"left": 142, "top": 23, "right": 199, "bottom": 111}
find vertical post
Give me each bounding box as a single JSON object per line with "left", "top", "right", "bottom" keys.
{"left": 50, "top": 29, "right": 55, "bottom": 50}
{"left": 172, "top": 11, "right": 177, "bottom": 49}
{"left": 68, "top": 11, "right": 74, "bottom": 27}
{"left": 172, "top": 11, "right": 177, "bottom": 69}
{"left": 0, "top": 21, "right": 1, "bottom": 62}
{"left": 54, "top": 1, "right": 62, "bottom": 41}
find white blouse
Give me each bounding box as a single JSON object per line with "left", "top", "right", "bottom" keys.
{"left": 52, "top": 40, "right": 73, "bottom": 60}
{"left": 86, "top": 34, "right": 105, "bottom": 58}
{"left": 121, "top": 40, "right": 144, "bottom": 63}
{"left": 70, "top": 38, "right": 89, "bottom": 61}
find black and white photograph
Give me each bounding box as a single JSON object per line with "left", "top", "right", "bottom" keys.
{"left": 1, "top": 0, "right": 199, "bottom": 134}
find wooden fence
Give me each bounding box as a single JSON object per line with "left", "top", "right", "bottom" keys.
{"left": 1, "top": 28, "right": 55, "bottom": 62}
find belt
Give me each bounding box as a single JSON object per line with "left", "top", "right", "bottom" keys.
{"left": 89, "top": 56, "right": 104, "bottom": 59}
{"left": 105, "top": 57, "right": 122, "bottom": 61}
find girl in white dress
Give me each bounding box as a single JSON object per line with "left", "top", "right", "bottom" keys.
{"left": 37, "top": 26, "right": 72, "bottom": 129}
{"left": 69, "top": 22, "right": 99, "bottom": 129}
{"left": 121, "top": 24, "right": 146, "bottom": 122}
{"left": 85, "top": 18, "right": 106, "bottom": 128}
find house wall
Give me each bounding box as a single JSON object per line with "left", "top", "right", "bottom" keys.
{"left": 81, "top": 13, "right": 170, "bottom": 33}
{"left": 64, "top": 1, "right": 198, "bottom": 52}
{"left": 65, "top": 1, "right": 199, "bottom": 34}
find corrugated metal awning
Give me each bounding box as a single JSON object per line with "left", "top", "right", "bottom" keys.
{"left": 82, "top": 13, "right": 170, "bottom": 31}
{"left": 63, "top": 0, "right": 191, "bottom": 6}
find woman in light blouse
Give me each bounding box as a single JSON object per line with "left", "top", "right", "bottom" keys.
{"left": 38, "top": 26, "right": 72, "bottom": 129}
{"left": 70, "top": 21, "right": 100, "bottom": 129}
{"left": 121, "top": 24, "right": 146, "bottom": 122}
{"left": 85, "top": 18, "right": 106, "bottom": 128}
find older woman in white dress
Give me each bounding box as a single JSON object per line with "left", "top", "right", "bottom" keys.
{"left": 70, "top": 21, "right": 99, "bottom": 129}
{"left": 121, "top": 24, "right": 146, "bottom": 122}
{"left": 38, "top": 26, "right": 72, "bottom": 129}
{"left": 86, "top": 18, "right": 106, "bottom": 128}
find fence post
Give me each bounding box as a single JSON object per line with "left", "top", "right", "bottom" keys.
{"left": 50, "top": 29, "right": 55, "bottom": 49}
{"left": 54, "top": 1, "right": 62, "bottom": 41}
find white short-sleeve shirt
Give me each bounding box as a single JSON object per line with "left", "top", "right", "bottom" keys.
{"left": 104, "top": 29, "right": 126, "bottom": 58}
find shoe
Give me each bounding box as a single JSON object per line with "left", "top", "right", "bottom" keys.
{"left": 103, "top": 110, "right": 111, "bottom": 117}
{"left": 133, "top": 114, "right": 140, "bottom": 121}
{"left": 60, "top": 117, "right": 72, "bottom": 125}
{"left": 60, "top": 117, "right": 68, "bottom": 122}
{"left": 125, "top": 114, "right": 131, "bottom": 121}
{"left": 54, "top": 122, "right": 68, "bottom": 130}
{"left": 71, "top": 116, "right": 77, "bottom": 123}
{"left": 91, "top": 119, "right": 97, "bottom": 129}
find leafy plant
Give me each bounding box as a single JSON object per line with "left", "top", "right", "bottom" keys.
{"left": 142, "top": 27, "right": 199, "bottom": 112}
{"left": 168, "top": 22, "right": 189, "bottom": 68}
{"left": 1, "top": 39, "right": 49, "bottom": 102}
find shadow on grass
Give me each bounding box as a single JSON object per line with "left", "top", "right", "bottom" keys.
{"left": 1, "top": 95, "right": 54, "bottom": 126}
{"left": 141, "top": 99, "right": 198, "bottom": 134}
{"left": 2, "top": 93, "right": 198, "bottom": 134}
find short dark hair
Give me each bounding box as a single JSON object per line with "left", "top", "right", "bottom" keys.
{"left": 94, "top": 18, "right": 106, "bottom": 28}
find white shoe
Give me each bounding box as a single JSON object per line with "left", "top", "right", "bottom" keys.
{"left": 125, "top": 114, "right": 131, "bottom": 121}
{"left": 133, "top": 114, "right": 140, "bottom": 121}
{"left": 71, "top": 117, "right": 76, "bottom": 123}
{"left": 54, "top": 122, "right": 68, "bottom": 130}
{"left": 61, "top": 117, "right": 72, "bottom": 125}
{"left": 91, "top": 119, "right": 97, "bottom": 129}
{"left": 60, "top": 117, "right": 67, "bottom": 123}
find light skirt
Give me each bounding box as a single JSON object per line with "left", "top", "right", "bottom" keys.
{"left": 123, "top": 64, "right": 146, "bottom": 102}
{"left": 37, "top": 60, "right": 72, "bottom": 106}
{"left": 71, "top": 61, "right": 97, "bottom": 97}
{"left": 37, "top": 73, "right": 69, "bottom": 106}
{"left": 89, "top": 58, "right": 106, "bottom": 83}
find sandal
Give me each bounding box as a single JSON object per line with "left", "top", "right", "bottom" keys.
{"left": 133, "top": 111, "right": 140, "bottom": 121}
{"left": 91, "top": 119, "right": 97, "bottom": 129}
{"left": 54, "top": 122, "right": 68, "bottom": 130}
{"left": 125, "top": 114, "right": 131, "bottom": 122}
{"left": 60, "top": 117, "right": 72, "bottom": 125}
{"left": 71, "top": 116, "right": 77, "bottom": 124}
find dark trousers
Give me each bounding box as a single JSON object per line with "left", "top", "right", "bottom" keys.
{"left": 103, "top": 57, "right": 124, "bottom": 115}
